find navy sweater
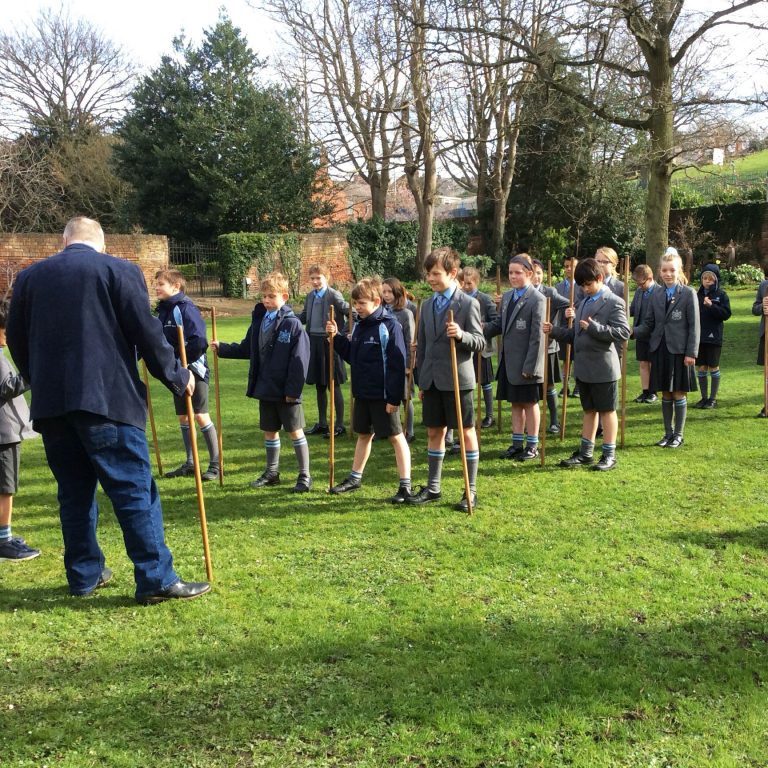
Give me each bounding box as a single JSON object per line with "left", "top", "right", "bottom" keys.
{"left": 697, "top": 264, "right": 731, "bottom": 346}
{"left": 217, "top": 303, "right": 309, "bottom": 402}
{"left": 156, "top": 292, "right": 209, "bottom": 382}
{"left": 333, "top": 306, "right": 406, "bottom": 406}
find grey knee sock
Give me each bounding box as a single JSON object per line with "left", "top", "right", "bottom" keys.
{"left": 483, "top": 385, "right": 494, "bottom": 418}
{"left": 662, "top": 398, "right": 674, "bottom": 436}
{"left": 180, "top": 424, "right": 193, "bottom": 464}
{"left": 427, "top": 449, "right": 445, "bottom": 493}
{"left": 710, "top": 370, "right": 721, "bottom": 399}
{"left": 316, "top": 385, "right": 328, "bottom": 426}
{"left": 697, "top": 371, "right": 708, "bottom": 399}
{"left": 674, "top": 397, "right": 687, "bottom": 436}
{"left": 265, "top": 437, "right": 281, "bottom": 473}
{"left": 406, "top": 400, "right": 414, "bottom": 436}
{"left": 292, "top": 436, "right": 310, "bottom": 477}
{"left": 466, "top": 449, "right": 479, "bottom": 494}
{"left": 201, "top": 423, "right": 219, "bottom": 467}
{"left": 546, "top": 388, "right": 558, "bottom": 426}
{"left": 334, "top": 385, "right": 344, "bottom": 426}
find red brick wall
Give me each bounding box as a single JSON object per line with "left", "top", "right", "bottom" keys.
{"left": 0, "top": 233, "right": 169, "bottom": 297}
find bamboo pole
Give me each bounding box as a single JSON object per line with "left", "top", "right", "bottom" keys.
{"left": 210, "top": 308, "right": 224, "bottom": 485}
{"left": 142, "top": 360, "right": 163, "bottom": 477}
{"left": 176, "top": 324, "right": 213, "bottom": 582}
{"left": 475, "top": 351, "right": 482, "bottom": 448}
{"left": 620, "top": 257, "right": 630, "bottom": 448}
{"left": 328, "top": 306, "right": 336, "bottom": 490}
{"left": 448, "top": 310, "right": 473, "bottom": 515}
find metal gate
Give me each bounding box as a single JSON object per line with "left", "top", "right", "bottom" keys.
{"left": 168, "top": 240, "right": 224, "bottom": 297}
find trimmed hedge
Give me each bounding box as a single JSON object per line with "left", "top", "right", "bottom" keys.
{"left": 218, "top": 232, "right": 302, "bottom": 297}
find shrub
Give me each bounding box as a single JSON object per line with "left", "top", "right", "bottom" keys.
{"left": 671, "top": 186, "right": 706, "bottom": 209}
{"left": 723, "top": 263, "right": 764, "bottom": 286}
{"left": 218, "top": 233, "right": 301, "bottom": 297}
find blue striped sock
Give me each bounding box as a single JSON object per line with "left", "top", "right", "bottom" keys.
{"left": 580, "top": 437, "right": 594, "bottom": 457}
{"left": 710, "top": 370, "right": 721, "bottom": 399}
{"left": 265, "top": 437, "right": 281, "bottom": 473}
{"left": 427, "top": 448, "right": 445, "bottom": 493}
{"left": 350, "top": 470, "right": 363, "bottom": 482}
{"left": 465, "top": 450, "right": 479, "bottom": 492}
{"left": 526, "top": 434, "right": 539, "bottom": 447}
{"left": 0, "top": 525, "right": 11, "bottom": 542}
{"left": 602, "top": 442, "right": 616, "bottom": 459}
{"left": 512, "top": 432, "right": 524, "bottom": 449}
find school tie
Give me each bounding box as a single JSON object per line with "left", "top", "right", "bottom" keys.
{"left": 434, "top": 294, "right": 448, "bottom": 314}
{"left": 263, "top": 312, "right": 276, "bottom": 332}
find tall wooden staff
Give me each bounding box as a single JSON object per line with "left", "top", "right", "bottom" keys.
{"left": 540, "top": 297, "right": 551, "bottom": 467}
{"left": 495, "top": 265, "right": 503, "bottom": 434}
{"left": 560, "top": 258, "right": 578, "bottom": 440}
{"left": 448, "top": 310, "right": 473, "bottom": 515}
{"left": 175, "top": 315, "right": 213, "bottom": 582}
{"left": 406, "top": 299, "right": 421, "bottom": 417}
{"left": 348, "top": 303, "right": 355, "bottom": 439}
{"left": 328, "top": 306, "right": 336, "bottom": 490}
{"left": 142, "top": 361, "right": 163, "bottom": 477}
{"left": 475, "top": 351, "right": 482, "bottom": 448}
{"left": 620, "top": 257, "right": 630, "bottom": 448}
{"left": 210, "top": 307, "right": 224, "bottom": 485}
{"left": 764, "top": 319, "right": 768, "bottom": 416}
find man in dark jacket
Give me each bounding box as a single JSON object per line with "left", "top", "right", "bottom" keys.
{"left": 7, "top": 216, "right": 210, "bottom": 604}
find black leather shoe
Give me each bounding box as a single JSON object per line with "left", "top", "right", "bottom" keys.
{"left": 665, "top": 434, "right": 684, "bottom": 449}
{"left": 389, "top": 485, "right": 412, "bottom": 504}
{"left": 201, "top": 464, "right": 220, "bottom": 482}
{"left": 481, "top": 415, "right": 495, "bottom": 428}
{"left": 330, "top": 476, "right": 361, "bottom": 494}
{"left": 644, "top": 393, "right": 658, "bottom": 403}
{"left": 499, "top": 444, "right": 523, "bottom": 459}
{"left": 250, "top": 471, "right": 280, "bottom": 488}
{"left": 559, "top": 451, "right": 593, "bottom": 467}
{"left": 323, "top": 425, "right": 346, "bottom": 439}
{"left": 406, "top": 486, "right": 442, "bottom": 505}
{"left": 655, "top": 434, "right": 672, "bottom": 447}
{"left": 306, "top": 423, "right": 329, "bottom": 436}
{"left": 591, "top": 454, "right": 617, "bottom": 471}
{"left": 702, "top": 398, "right": 716, "bottom": 409}
{"left": 757, "top": 408, "right": 767, "bottom": 419}
{"left": 454, "top": 492, "right": 478, "bottom": 512}
{"left": 291, "top": 475, "right": 312, "bottom": 493}
{"left": 165, "top": 463, "right": 193, "bottom": 478}
{"left": 633, "top": 393, "right": 646, "bottom": 403}
{"left": 137, "top": 579, "right": 211, "bottom": 605}
{"left": 693, "top": 398, "right": 707, "bottom": 409}
{"left": 516, "top": 446, "right": 539, "bottom": 461}
{"left": 547, "top": 423, "right": 561, "bottom": 434}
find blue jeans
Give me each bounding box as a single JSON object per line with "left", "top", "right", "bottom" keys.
{"left": 39, "top": 412, "right": 178, "bottom": 599}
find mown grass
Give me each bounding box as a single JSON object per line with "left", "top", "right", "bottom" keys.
{"left": 672, "top": 148, "right": 768, "bottom": 180}
{"left": 1, "top": 290, "right": 767, "bottom": 767}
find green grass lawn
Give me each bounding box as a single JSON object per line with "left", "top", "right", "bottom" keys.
{"left": 672, "top": 148, "right": 768, "bottom": 181}
{"left": 2, "top": 290, "right": 767, "bottom": 767}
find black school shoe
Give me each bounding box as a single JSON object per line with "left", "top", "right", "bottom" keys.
{"left": 306, "top": 423, "right": 330, "bottom": 436}
{"left": 757, "top": 408, "right": 767, "bottom": 419}
{"left": 481, "top": 415, "right": 495, "bottom": 428}
{"left": 291, "top": 475, "right": 312, "bottom": 493}
{"left": 330, "top": 476, "right": 361, "bottom": 494}
{"left": 454, "top": 492, "right": 478, "bottom": 512}
{"left": 655, "top": 434, "right": 673, "bottom": 447}
{"left": 547, "top": 423, "right": 561, "bottom": 434}
{"left": 499, "top": 444, "right": 523, "bottom": 460}
{"left": 559, "top": 451, "right": 593, "bottom": 467}
{"left": 323, "top": 426, "right": 347, "bottom": 439}
{"left": 201, "top": 464, "right": 220, "bottom": 482}
{"left": 137, "top": 579, "right": 211, "bottom": 605}
{"left": 665, "top": 434, "right": 684, "bottom": 449}
{"left": 633, "top": 392, "right": 647, "bottom": 403}
{"left": 165, "top": 463, "right": 194, "bottom": 478}
{"left": 389, "top": 485, "right": 412, "bottom": 504}
{"left": 702, "top": 398, "right": 716, "bottom": 409}
{"left": 250, "top": 471, "right": 280, "bottom": 488}
{"left": 693, "top": 398, "right": 708, "bottom": 409}
{"left": 644, "top": 393, "right": 658, "bottom": 403}
{"left": 516, "top": 446, "right": 539, "bottom": 461}
{"left": 591, "top": 454, "right": 617, "bottom": 471}
{"left": 406, "top": 486, "right": 442, "bottom": 505}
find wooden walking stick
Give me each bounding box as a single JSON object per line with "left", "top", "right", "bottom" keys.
{"left": 348, "top": 303, "right": 355, "bottom": 439}
{"left": 560, "top": 258, "right": 578, "bottom": 440}
{"left": 448, "top": 310, "right": 473, "bottom": 515}
{"left": 406, "top": 298, "right": 421, "bottom": 426}
{"left": 328, "top": 305, "right": 336, "bottom": 490}
{"left": 540, "top": 297, "right": 551, "bottom": 467}
{"left": 142, "top": 360, "right": 163, "bottom": 477}
{"left": 764, "top": 319, "right": 768, "bottom": 417}
{"left": 210, "top": 307, "right": 224, "bottom": 485}
{"left": 475, "top": 351, "right": 482, "bottom": 447}
{"left": 496, "top": 265, "right": 503, "bottom": 433}
{"left": 620, "top": 257, "right": 630, "bottom": 448}
{"left": 175, "top": 315, "right": 213, "bottom": 582}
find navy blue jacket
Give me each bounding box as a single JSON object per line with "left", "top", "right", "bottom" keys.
{"left": 697, "top": 263, "right": 731, "bottom": 346}
{"left": 156, "top": 292, "right": 209, "bottom": 382}
{"left": 217, "top": 303, "right": 309, "bottom": 401}
{"left": 333, "top": 306, "right": 406, "bottom": 406}
{"left": 7, "top": 243, "right": 190, "bottom": 430}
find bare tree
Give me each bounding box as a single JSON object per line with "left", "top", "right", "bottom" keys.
{"left": 0, "top": 7, "right": 135, "bottom": 141}
{"left": 264, "top": 0, "right": 405, "bottom": 218}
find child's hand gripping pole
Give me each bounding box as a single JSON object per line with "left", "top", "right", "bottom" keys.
{"left": 448, "top": 309, "right": 473, "bottom": 516}
{"left": 174, "top": 307, "right": 213, "bottom": 582}
{"left": 211, "top": 307, "right": 224, "bottom": 485}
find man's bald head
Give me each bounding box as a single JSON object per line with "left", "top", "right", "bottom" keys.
{"left": 63, "top": 217, "right": 105, "bottom": 252}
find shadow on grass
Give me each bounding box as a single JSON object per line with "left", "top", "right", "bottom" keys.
{"left": 670, "top": 523, "right": 768, "bottom": 551}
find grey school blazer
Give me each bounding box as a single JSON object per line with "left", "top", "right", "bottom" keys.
{"left": 629, "top": 281, "right": 661, "bottom": 328}
{"left": 416, "top": 289, "right": 485, "bottom": 391}
{"left": 549, "top": 290, "right": 630, "bottom": 383}
{"left": 299, "top": 287, "right": 350, "bottom": 334}
{"left": 538, "top": 285, "right": 569, "bottom": 354}
{"left": 485, "top": 284, "right": 546, "bottom": 384}
{"left": 474, "top": 290, "right": 499, "bottom": 359}
{"left": 633, "top": 284, "right": 700, "bottom": 358}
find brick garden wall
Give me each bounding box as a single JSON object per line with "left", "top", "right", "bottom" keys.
{"left": 0, "top": 233, "right": 169, "bottom": 297}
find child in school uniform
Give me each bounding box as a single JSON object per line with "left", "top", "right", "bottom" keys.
{"left": 633, "top": 249, "right": 700, "bottom": 448}
{"left": 326, "top": 279, "right": 411, "bottom": 501}
{"left": 155, "top": 270, "right": 220, "bottom": 481}
{"left": 212, "top": 272, "right": 312, "bottom": 492}
{"left": 629, "top": 264, "right": 660, "bottom": 403}
{"left": 595, "top": 246, "right": 625, "bottom": 298}
{"left": 0, "top": 299, "right": 39, "bottom": 561}
{"left": 299, "top": 263, "right": 350, "bottom": 438}
{"left": 407, "top": 247, "right": 485, "bottom": 511}
{"left": 545, "top": 258, "right": 630, "bottom": 471}
{"left": 484, "top": 253, "right": 546, "bottom": 462}
{"left": 382, "top": 277, "right": 416, "bottom": 443}
{"left": 461, "top": 266, "right": 499, "bottom": 429}
{"left": 694, "top": 263, "right": 731, "bottom": 409}
{"left": 752, "top": 274, "right": 768, "bottom": 417}
{"left": 555, "top": 254, "right": 583, "bottom": 397}
{"left": 531, "top": 259, "right": 569, "bottom": 433}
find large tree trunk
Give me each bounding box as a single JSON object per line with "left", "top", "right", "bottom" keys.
{"left": 370, "top": 171, "right": 389, "bottom": 219}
